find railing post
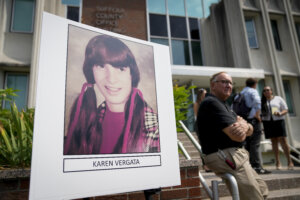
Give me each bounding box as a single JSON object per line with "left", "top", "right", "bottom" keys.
{"left": 212, "top": 180, "right": 219, "bottom": 200}
{"left": 198, "top": 171, "right": 213, "bottom": 199}
{"left": 223, "top": 173, "right": 239, "bottom": 200}
{"left": 177, "top": 140, "right": 191, "bottom": 160}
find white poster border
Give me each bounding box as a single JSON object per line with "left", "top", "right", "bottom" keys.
{"left": 29, "top": 12, "right": 180, "bottom": 200}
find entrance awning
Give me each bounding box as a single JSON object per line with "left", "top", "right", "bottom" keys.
{"left": 172, "top": 65, "right": 265, "bottom": 87}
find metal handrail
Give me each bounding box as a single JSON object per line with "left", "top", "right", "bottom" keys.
{"left": 223, "top": 173, "right": 239, "bottom": 200}
{"left": 178, "top": 140, "right": 191, "bottom": 160}
{"left": 179, "top": 120, "right": 239, "bottom": 200}
{"left": 179, "top": 121, "right": 202, "bottom": 153}
{"left": 260, "top": 140, "right": 300, "bottom": 164}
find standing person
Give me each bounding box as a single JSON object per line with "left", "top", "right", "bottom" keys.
{"left": 64, "top": 35, "right": 160, "bottom": 155}
{"left": 261, "top": 86, "right": 294, "bottom": 170}
{"left": 239, "top": 78, "right": 271, "bottom": 174}
{"left": 193, "top": 88, "right": 211, "bottom": 172}
{"left": 193, "top": 88, "right": 207, "bottom": 120}
{"left": 197, "top": 72, "right": 268, "bottom": 200}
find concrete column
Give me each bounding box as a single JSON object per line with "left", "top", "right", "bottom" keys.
{"left": 259, "top": 0, "right": 295, "bottom": 146}
{"left": 28, "top": 0, "right": 45, "bottom": 108}
{"left": 284, "top": 0, "right": 300, "bottom": 74}
{"left": 223, "top": 0, "right": 252, "bottom": 68}
{"left": 0, "top": 0, "right": 6, "bottom": 57}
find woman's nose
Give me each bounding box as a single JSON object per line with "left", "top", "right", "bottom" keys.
{"left": 105, "top": 65, "right": 118, "bottom": 83}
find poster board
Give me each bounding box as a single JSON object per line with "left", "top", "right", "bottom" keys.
{"left": 29, "top": 12, "right": 180, "bottom": 199}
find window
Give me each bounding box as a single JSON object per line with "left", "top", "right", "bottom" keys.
{"left": 271, "top": 20, "right": 282, "bottom": 51}
{"left": 168, "top": 0, "right": 185, "bottom": 16}
{"left": 245, "top": 18, "right": 259, "bottom": 48}
{"left": 4, "top": 74, "right": 29, "bottom": 111}
{"left": 11, "top": 0, "right": 35, "bottom": 33}
{"left": 283, "top": 80, "right": 295, "bottom": 115}
{"left": 189, "top": 18, "right": 200, "bottom": 39}
{"left": 257, "top": 79, "right": 265, "bottom": 96}
{"left": 186, "top": 0, "right": 204, "bottom": 18}
{"left": 190, "top": 18, "right": 202, "bottom": 65}
{"left": 191, "top": 41, "right": 202, "bottom": 65}
{"left": 295, "top": 22, "right": 300, "bottom": 46}
{"left": 67, "top": 6, "right": 79, "bottom": 22}
{"left": 148, "top": 0, "right": 217, "bottom": 66}
{"left": 150, "top": 38, "right": 169, "bottom": 46}
{"left": 62, "top": 0, "right": 80, "bottom": 22}
{"left": 149, "top": 14, "right": 168, "bottom": 37}
{"left": 170, "top": 16, "right": 188, "bottom": 38}
{"left": 147, "top": 0, "right": 166, "bottom": 14}
{"left": 171, "top": 40, "right": 190, "bottom": 65}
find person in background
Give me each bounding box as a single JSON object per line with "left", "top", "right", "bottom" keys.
{"left": 193, "top": 88, "right": 207, "bottom": 119}
{"left": 261, "top": 86, "right": 294, "bottom": 170}
{"left": 193, "top": 88, "right": 211, "bottom": 172}
{"left": 197, "top": 72, "right": 268, "bottom": 200}
{"left": 240, "top": 78, "right": 271, "bottom": 174}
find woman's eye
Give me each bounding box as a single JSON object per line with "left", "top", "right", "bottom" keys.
{"left": 94, "top": 65, "right": 103, "bottom": 68}
{"left": 120, "top": 67, "right": 127, "bottom": 71}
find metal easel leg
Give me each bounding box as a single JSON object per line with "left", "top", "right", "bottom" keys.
{"left": 144, "top": 188, "right": 161, "bottom": 200}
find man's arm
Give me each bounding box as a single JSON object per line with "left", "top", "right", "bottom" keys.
{"left": 222, "top": 116, "right": 253, "bottom": 142}
{"left": 252, "top": 89, "right": 261, "bottom": 121}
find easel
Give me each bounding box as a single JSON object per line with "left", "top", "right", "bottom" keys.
{"left": 82, "top": 188, "right": 161, "bottom": 200}
{"left": 144, "top": 188, "right": 161, "bottom": 200}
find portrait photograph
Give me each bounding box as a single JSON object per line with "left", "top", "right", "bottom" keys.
{"left": 63, "top": 25, "right": 160, "bottom": 155}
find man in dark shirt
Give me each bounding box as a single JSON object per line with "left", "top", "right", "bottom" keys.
{"left": 197, "top": 72, "right": 268, "bottom": 200}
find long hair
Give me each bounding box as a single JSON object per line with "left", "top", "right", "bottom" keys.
{"left": 64, "top": 35, "right": 144, "bottom": 154}
{"left": 113, "top": 90, "right": 145, "bottom": 153}
{"left": 196, "top": 88, "right": 206, "bottom": 104}
{"left": 261, "top": 87, "right": 272, "bottom": 116}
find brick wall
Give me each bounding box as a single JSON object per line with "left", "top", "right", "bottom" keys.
{"left": 82, "top": 0, "right": 148, "bottom": 40}
{"left": 0, "top": 166, "right": 202, "bottom": 200}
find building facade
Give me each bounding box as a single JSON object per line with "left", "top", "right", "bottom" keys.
{"left": 0, "top": 0, "right": 299, "bottom": 149}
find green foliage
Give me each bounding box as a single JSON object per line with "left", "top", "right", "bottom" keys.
{"left": 0, "top": 88, "right": 19, "bottom": 123}
{"left": 173, "top": 85, "right": 195, "bottom": 132}
{"left": 0, "top": 89, "right": 34, "bottom": 169}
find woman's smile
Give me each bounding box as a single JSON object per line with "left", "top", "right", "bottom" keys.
{"left": 105, "top": 85, "right": 122, "bottom": 94}
{"left": 93, "top": 63, "right": 132, "bottom": 112}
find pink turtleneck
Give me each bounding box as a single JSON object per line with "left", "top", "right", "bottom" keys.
{"left": 100, "top": 107, "right": 125, "bottom": 153}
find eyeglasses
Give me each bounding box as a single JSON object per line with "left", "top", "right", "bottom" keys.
{"left": 263, "top": 89, "right": 270, "bottom": 92}
{"left": 214, "top": 80, "right": 233, "bottom": 86}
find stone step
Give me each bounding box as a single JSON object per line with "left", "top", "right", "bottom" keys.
{"left": 199, "top": 166, "right": 300, "bottom": 199}
{"left": 177, "top": 132, "right": 198, "bottom": 141}
{"left": 267, "top": 188, "right": 300, "bottom": 200}
{"left": 203, "top": 188, "right": 300, "bottom": 200}
{"left": 179, "top": 140, "right": 197, "bottom": 147}
{"left": 177, "top": 131, "right": 202, "bottom": 161}
{"left": 184, "top": 146, "right": 199, "bottom": 151}
{"left": 179, "top": 151, "right": 202, "bottom": 161}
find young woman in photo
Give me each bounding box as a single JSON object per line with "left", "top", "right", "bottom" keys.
{"left": 64, "top": 35, "right": 160, "bottom": 155}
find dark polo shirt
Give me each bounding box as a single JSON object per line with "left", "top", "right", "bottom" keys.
{"left": 197, "top": 93, "right": 244, "bottom": 155}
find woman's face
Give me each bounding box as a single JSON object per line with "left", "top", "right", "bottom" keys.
{"left": 200, "top": 90, "right": 207, "bottom": 102}
{"left": 93, "top": 63, "right": 132, "bottom": 112}
{"left": 263, "top": 86, "right": 272, "bottom": 98}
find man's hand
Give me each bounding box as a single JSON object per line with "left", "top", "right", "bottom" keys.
{"left": 236, "top": 116, "right": 253, "bottom": 136}
{"left": 222, "top": 116, "right": 253, "bottom": 142}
